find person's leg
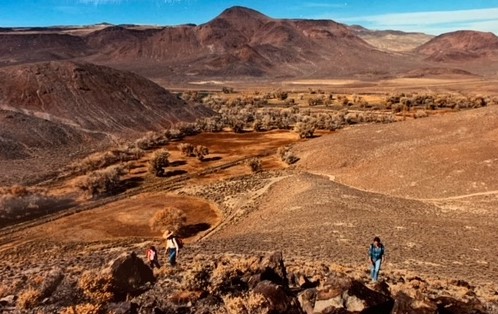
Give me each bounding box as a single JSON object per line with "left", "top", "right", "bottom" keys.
{"left": 169, "top": 248, "right": 177, "bottom": 266}
{"left": 373, "top": 259, "right": 382, "bottom": 281}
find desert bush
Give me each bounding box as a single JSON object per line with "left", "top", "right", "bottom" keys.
{"left": 60, "top": 303, "right": 106, "bottom": 314}
{"left": 223, "top": 292, "right": 270, "bottom": 314}
{"left": 135, "top": 131, "right": 168, "bottom": 150}
{"left": 76, "top": 166, "right": 125, "bottom": 197}
{"left": 277, "top": 146, "right": 299, "bottom": 165}
{"left": 148, "top": 149, "right": 170, "bottom": 176}
{"left": 414, "top": 110, "right": 429, "bottom": 119}
{"left": 252, "top": 119, "right": 263, "bottom": 132}
{"left": 75, "top": 165, "right": 125, "bottom": 198}
{"left": 71, "top": 146, "right": 144, "bottom": 174}
{"left": 222, "top": 86, "right": 234, "bottom": 94}
{"left": 79, "top": 272, "right": 114, "bottom": 304}
{"left": 230, "top": 119, "right": 245, "bottom": 133}
{"left": 195, "top": 145, "right": 209, "bottom": 161}
{"left": 149, "top": 207, "right": 187, "bottom": 234}
{"left": 17, "top": 288, "right": 42, "bottom": 310}
{"left": 197, "top": 117, "right": 224, "bottom": 132}
{"left": 0, "top": 186, "right": 62, "bottom": 223}
{"left": 293, "top": 121, "right": 315, "bottom": 138}
{"left": 178, "top": 143, "right": 195, "bottom": 157}
{"left": 246, "top": 158, "right": 262, "bottom": 173}
{"left": 308, "top": 97, "right": 324, "bottom": 106}
{"left": 182, "top": 260, "right": 214, "bottom": 291}
{"left": 177, "top": 122, "right": 201, "bottom": 136}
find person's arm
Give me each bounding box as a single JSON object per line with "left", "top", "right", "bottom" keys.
{"left": 173, "top": 238, "right": 179, "bottom": 253}
{"left": 368, "top": 245, "right": 374, "bottom": 264}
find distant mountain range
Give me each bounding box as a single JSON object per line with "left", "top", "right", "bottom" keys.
{"left": 1, "top": 6, "right": 498, "bottom": 81}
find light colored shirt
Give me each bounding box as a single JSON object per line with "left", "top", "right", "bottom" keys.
{"left": 166, "top": 238, "right": 179, "bottom": 250}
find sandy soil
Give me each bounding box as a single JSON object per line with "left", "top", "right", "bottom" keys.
{"left": 205, "top": 172, "right": 498, "bottom": 285}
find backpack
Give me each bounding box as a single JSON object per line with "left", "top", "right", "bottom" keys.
{"left": 175, "top": 237, "right": 184, "bottom": 249}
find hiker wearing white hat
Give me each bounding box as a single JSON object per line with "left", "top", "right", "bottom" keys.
{"left": 163, "top": 230, "right": 179, "bottom": 266}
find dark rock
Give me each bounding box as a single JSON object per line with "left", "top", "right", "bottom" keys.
{"left": 40, "top": 268, "right": 64, "bottom": 299}
{"left": 434, "top": 296, "right": 487, "bottom": 314}
{"left": 245, "top": 273, "right": 263, "bottom": 289}
{"left": 313, "top": 275, "right": 394, "bottom": 313}
{"left": 254, "top": 280, "right": 304, "bottom": 314}
{"left": 261, "top": 251, "right": 288, "bottom": 286}
{"left": 392, "top": 291, "right": 435, "bottom": 314}
{"left": 107, "top": 302, "right": 139, "bottom": 314}
{"left": 449, "top": 279, "right": 473, "bottom": 290}
{"left": 370, "top": 280, "right": 391, "bottom": 297}
{"left": 0, "top": 295, "right": 16, "bottom": 306}
{"left": 298, "top": 274, "right": 320, "bottom": 289}
{"left": 298, "top": 288, "right": 317, "bottom": 314}
{"left": 105, "top": 252, "right": 155, "bottom": 295}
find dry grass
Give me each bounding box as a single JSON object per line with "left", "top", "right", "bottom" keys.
{"left": 17, "top": 288, "right": 42, "bottom": 310}
{"left": 78, "top": 272, "right": 115, "bottom": 304}
{"left": 223, "top": 292, "right": 270, "bottom": 314}
{"left": 60, "top": 303, "right": 106, "bottom": 314}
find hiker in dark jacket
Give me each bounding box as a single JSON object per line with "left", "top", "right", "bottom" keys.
{"left": 369, "top": 236, "right": 385, "bottom": 282}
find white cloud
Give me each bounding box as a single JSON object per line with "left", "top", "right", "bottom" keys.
{"left": 319, "top": 7, "right": 498, "bottom": 35}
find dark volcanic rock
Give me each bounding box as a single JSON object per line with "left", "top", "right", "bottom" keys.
{"left": 105, "top": 252, "right": 155, "bottom": 295}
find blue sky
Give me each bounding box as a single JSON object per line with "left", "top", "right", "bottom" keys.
{"left": 1, "top": 0, "right": 498, "bottom": 35}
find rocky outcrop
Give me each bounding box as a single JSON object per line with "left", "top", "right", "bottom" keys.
{"left": 104, "top": 252, "right": 155, "bottom": 295}
{"left": 1, "top": 248, "right": 495, "bottom": 313}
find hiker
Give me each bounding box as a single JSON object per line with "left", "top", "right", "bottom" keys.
{"left": 163, "top": 230, "right": 180, "bottom": 266}
{"left": 146, "top": 246, "right": 161, "bottom": 269}
{"left": 369, "top": 236, "right": 385, "bottom": 282}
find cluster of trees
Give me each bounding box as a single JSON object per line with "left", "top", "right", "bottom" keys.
{"left": 383, "top": 93, "right": 495, "bottom": 112}
{"left": 178, "top": 143, "right": 209, "bottom": 161}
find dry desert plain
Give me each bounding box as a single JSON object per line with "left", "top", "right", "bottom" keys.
{"left": 1, "top": 78, "right": 498, "bottom": 313}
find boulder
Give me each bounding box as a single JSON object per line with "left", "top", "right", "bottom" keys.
{"left": 313, "top": 275, "right": 394, "bottom": 313}
{"left": 0, "top": 295, "right": 16, "bottom": 307}
{"left": 260, "top": 251, "right": 288, "bottom": 286}
{"left": 254, "top": 280, "right": 304, "bottom": 314}
{"left": 433, "top": 296, "right": 487, "bottom": 314}
{"left": 107, "top": 302, "right": 139, "bottom": 314}
{"left": 40, "top": 268, "right": 64, "bottom": 298}
{"left": 104, "top": 252, "right": 155, "bottom": 294}
{"left": 391, "top": 291, "right": 435, "bottom": 314}
{"left": 298, "top": 288, "right": 316, "bottom": 314}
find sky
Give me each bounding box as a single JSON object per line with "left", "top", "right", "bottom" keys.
{"left": 1, "top": 0, "right": 498, "bottom": 35}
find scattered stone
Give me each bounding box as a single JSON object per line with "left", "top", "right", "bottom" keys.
{"left": 254, "top": 280, "right": 304, "bottom": 314}
{"left": 0, "top": 295, "right": 16, "bottom": 307}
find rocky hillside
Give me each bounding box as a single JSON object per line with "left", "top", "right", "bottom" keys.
{"left": 2, "top": 7, "right": 498, "bottom": 79}
{"left": 415, "top": 30, "right": 498, "bottom": 62}
{"left": 0, "top": 241, "right": 496, "bottom": 313}
{"left": 349, "top": 25, "right": 433, "bottom": 52}
{"left": 0, "top": 60, "right": 211, "bottom": 184}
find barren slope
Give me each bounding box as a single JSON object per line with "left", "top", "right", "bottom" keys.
{"left": 415, "top": 30, "right": 498, "bottom": 62}
{"left": 294, "top": 106, "right": 498, "bottom": 199}
{"left": 205, "top": 172, "right": 498, "bottom": 284}
{"left": 0, "top": 61, "right": 211, "bottom": 184}
{"left": 349, "top": 26, "right": 433, "bottom": 52}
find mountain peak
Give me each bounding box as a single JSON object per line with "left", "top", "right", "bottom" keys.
{"left": 216, "top": 6, "right": 271, "bottom": 22}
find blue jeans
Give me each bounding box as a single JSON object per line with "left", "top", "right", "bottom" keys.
{"left": 168, "top": 248, "right": 177, "bottom": 266}
{"left": 371, "top": 259, "right": 382, "bottom": 281}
